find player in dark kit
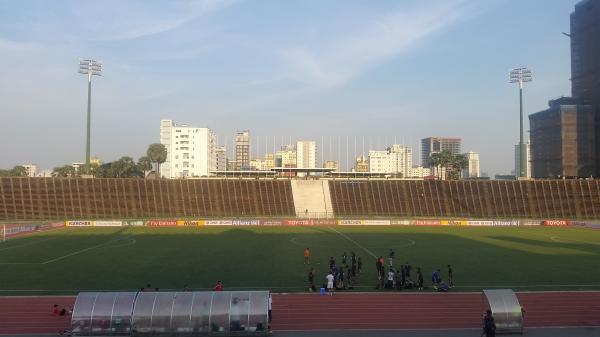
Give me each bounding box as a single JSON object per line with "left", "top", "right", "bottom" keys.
{"left": 448, "top": 264, "right": 454, "bottom": 287}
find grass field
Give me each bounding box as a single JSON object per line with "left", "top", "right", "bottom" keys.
{"left": 1, "top": 225, "right": 599, "bottom": 294}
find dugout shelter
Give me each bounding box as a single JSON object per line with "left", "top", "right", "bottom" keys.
{"left": 482, "top": 289, "right": 524, "bottom": 334}
{"left": 71, "top": 291, "right": 270, "bottom": 336}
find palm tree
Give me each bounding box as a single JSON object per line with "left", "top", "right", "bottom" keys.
{"left": 452, "top": 154, "right": 469, "bottom": 179}
{"left": 438, "top": 150, "right": 454, "bottom": 180}
{"left": 429, "top": 152, "right": 441, "bottom": 179}
{"left": 137, "top": 156, "right": 152, "bottom": 178}
{"left": 147, "top": 143, "right": 167, "bottom": 178}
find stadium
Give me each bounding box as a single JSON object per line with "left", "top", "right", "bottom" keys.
{"left": 1, "top": 177, "right": 600, "bottom": 336}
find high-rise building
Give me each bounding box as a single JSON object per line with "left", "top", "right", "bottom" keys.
{"left": 296, "top": 141, "right": 317, "bottom": 169}
{"left": 462, "top": 151, "right": 480, "bottom": 178}
{"left": 215, "top": 146, "right": 227, "bottom": 172}
{"left": 368, "top": 144, "right": 412, "bottom": 177}
{"left": 160, "top": 119, "right": 218, "bottom": 178}
{"left": 354, "top": 156, "right": 369, "bottom": 172}
{"left": 235, "top": 130, "right": 250, "bottom": 170}
{"left": 529, "top": 98, "right": 596, "bottom": 178}
{"left": 514, "top": 142, "right": 532, "bottom": 178}
{"left": 275, "top": 145, "right": 296, "bottom": 168}
{"left": 571, "top": 0, "right": 600, "bottom": 175}
{"left": 421, "top": 137, "right": 462, "bottom": 167}
{"left": 263, "top": 154, "right": 275, "bottom": 171}
{"left": 323, "top": 160, "right": 338, "bottom": 171}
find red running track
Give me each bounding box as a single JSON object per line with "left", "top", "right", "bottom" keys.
{"left": 1, "top": 292, "right": 599, "bottom": 334}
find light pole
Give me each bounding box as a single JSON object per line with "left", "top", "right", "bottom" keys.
{"left": 78, "top": 59, "right": 102, "bottom": 166}
{"left": 510, "top": 67, "right": 532, "bottom": 178}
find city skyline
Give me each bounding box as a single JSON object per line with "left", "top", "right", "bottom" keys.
{"left": 0, "top": 0, "right": 579, "bottom": 176}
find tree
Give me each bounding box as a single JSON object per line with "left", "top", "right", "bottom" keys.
{"left": 0, "top": 166, "right": 28, "bottom": 177}
{"left": 137, "top": 156, "right": 152, "bottom": 178}
{"left": 52, "top": 165, "right": 76, "bottom": 177}
{"left": 147, "top": 143, "right": 167, "bottom": 178}
{"left": 429, "top": 152, "right": 441, "bottom": 179}
{"left": 451, "top": 154, "right": 469, "bottom": 180}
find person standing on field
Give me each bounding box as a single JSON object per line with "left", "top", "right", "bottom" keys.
{"left": 357, "top": 257, "right": 363, "bottom": 274}
{"left": 308, "top": 268, "right": 316, "bottom": 292}
{"left": 326, "top": 272, "right": 335, "bottom": 295}
{"left": 448, "top": 264, "right": 454, "bottom": 287}
{"left": 304, "top": 248, "right": 311, "bottom": 264}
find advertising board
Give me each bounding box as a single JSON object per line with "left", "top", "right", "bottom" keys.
{"left": 467, "top": 220, "right": 495, "bottom": 226}
{"left": 94, "top": 221, "right": 124, "bottom": 227}
{"left": 519, "top": 220, "right": 541, "bottom": 226}
{"left": 415, "top": 220, "right": 441, "bottom": 226}
{"left": 441, "top": 220, "right": 468, "bottom": 226}
{"left": 65, "top": 220, "right": 93, "bottom": 227}
{"left": 542, "top": 220, "right": 570, "bottom": 226}
{"left": 492, "top": 220, "right": 519, "bottom": 226}
{"left": 232, "top": 219, "right": 260, "bottom": 226}
{"left": 261, "top": 220, "right": 283, "bottom": 226}
{"left": 361, "top": 220, "right": 391, "bottom": 225}
{"left": 147, "top": 220, "right": 178, "bottom": 227}
{"left": 337, "top": 220, "right": 362, "bottom": 225}
{"left": 176, "top": 220, "right": 205, "bottom": 226}
{"left": 391, "top": 220, "right": 413, "bottom": 225}
{"left": 205, "top": 220, "right": 233, "bottom": 226}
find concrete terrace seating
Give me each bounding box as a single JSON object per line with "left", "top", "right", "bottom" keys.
{"left": 328, "top": 179, "right": 600, "bottom": 219}
{"left": 0, "top": 178, "right": 295, "bottom": 220}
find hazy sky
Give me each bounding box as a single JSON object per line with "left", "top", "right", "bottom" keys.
{"left": 0, "top": 0, "right": 580, "bottom": 175}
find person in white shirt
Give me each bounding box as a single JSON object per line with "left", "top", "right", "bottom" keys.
{"left": 268, "top": 294, "right": 272, "bottom": 323}
{"left": 388, "top": 269, "right": 395, "bottom": 289}
{"left": 326, "top": 272, "right": 335, "bottom": 295}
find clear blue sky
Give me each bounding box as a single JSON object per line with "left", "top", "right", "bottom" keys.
{"left": 0, "top": 0, "right": 580, "bottom": 175}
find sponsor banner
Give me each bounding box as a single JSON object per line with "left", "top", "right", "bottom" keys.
{"left": 147, "top": 220, "right": 178, "bottom": 227}
{"left": 314, "top": 219, "right": 336, "bottom": 225}
{"left": 467, "top": 220, "right": 495, "bottom": 226}
{"left": 543, "top": 220, "right": 570, "bottom": 226}
{"left": 520, "top": 220, "right": 541, "bottom": 226}
{"left": 441, "top": 220, "right": 468, "bottom": 226}
{"left": 362, "top": 220, "right": 391, "bottom": 226}
{"left": 65, "top": 220, "right": 94, "bottom": 227}
{"left": 94, "top": 220, "right": 124, "bottom": 227}
{"left": 128, "top": 220, "right": 145, "bottom": 226}
{"left": 283, "top": 219, "right": 315, "bottom": 226}
{"left": 232, "top": 219, "right": 260, "bottom": 226}
{"left": 205, "top": 220, "right": 233, "bottom": 226}
{"left": 415, "top": 220, "right": 441, "bottom": 226}
{"left": 493, "top": 220, "right": 519, "bottom": 226}
{"left": 261, "top": 220, "right": 283, "bottom": 226}
{"left": 176, "top": 220, "right": 205, "bottom": 226}
{"left": 337, "top": 219, "right": 362, "bottom": 226}
{"left": 391, "top": 220, "right": 413, "bottom": 225}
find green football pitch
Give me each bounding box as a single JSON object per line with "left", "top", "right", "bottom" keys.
{"left": 1, "top": 225, "right": 599, "bottom": 294}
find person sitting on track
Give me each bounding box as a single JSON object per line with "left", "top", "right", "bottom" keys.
{"left": 52, "top": 304, "right": 60, "bottom": 316}
{"left": 436, "top": 281, "right": 449, "bottom": 292}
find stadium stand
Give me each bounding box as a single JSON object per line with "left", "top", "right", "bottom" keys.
{"left": 0, "top": 178, "right": 295, "bottom": 220}
{"left": 328, "top": 179, "right": 600, "bottom": 219}
{"left": 1, "top": 177, "right": 600, "bottom": 220}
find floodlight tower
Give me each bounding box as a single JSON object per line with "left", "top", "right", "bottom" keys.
{"left": 78, "top": 59, "right": 102, "bottom": 166}
{"left": 509, "top": 67, "right": 532, "bottom": 178}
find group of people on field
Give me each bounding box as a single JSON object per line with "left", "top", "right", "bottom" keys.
{"left": 304, "top": 247, "right": 455, "bottom": 294}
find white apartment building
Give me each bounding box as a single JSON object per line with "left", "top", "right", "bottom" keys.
{"left": 514, "top": 142, "right": 532, "bottom": 178}
{"left": 276, "top": 145, "right": 296, "bottom": 168}
{"left": 368, "top": 144, "right": 412, "bottom": 177}
{"left": 463, "top": 151, "right": 480, "bottom": 178}
{"left": 410, "top": 166, "right": 432, "bottom": 178}
{"left": 21, "top": 164, "right": 37, "bottom": 177}
{"left": 160, "top": 119, "right": 218, "bottom": 178}
{"left": 296, "top": 141, "right": 317, "bottom": 169}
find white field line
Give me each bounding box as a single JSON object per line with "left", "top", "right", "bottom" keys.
{"left": 328, "top": 227, "right": 378, "bottom": 259}
{"left": 0, "top": 234, "right": 136, "bottom": 265}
